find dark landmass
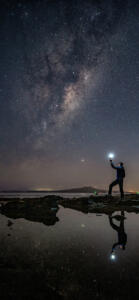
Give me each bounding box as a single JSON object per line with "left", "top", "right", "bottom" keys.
{"left": 51, "top": 186, "right": 106, "bottom": 193}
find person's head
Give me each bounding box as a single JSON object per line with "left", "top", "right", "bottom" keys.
{"left": 119, "top": 162, "right": 123, "bottom": 167}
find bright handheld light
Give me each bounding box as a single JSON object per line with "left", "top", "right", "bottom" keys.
{"left": 108, "top": 153, "right": 115, "bottom": 159}
{"left": 110, "top": 253, "right": 116, "bottom": 261}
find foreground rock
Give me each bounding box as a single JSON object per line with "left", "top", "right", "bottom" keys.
{"left": 0, "top": 196, "right": 61, "bottom": 226}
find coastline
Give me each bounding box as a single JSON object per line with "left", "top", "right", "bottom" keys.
{"left": 0, "top": 194, "right": 139, "bottom": 220}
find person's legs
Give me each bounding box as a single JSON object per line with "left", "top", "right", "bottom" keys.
{"left": 108, "top": 180, "right": 119, "bottom": 195}
{"left": 119, "top": 180, "right": 124, "bottom": 199}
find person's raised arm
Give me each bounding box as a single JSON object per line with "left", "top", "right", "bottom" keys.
{"left": 112, "top": 243, "right": 119, "bottom": 251}
{"left": 109, "top": 215, "right": 119, "bottom": 231}
{"left": 109, "top": 160, "right": 117, "bottom": 169}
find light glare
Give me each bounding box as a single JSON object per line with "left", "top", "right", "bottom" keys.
{"left": 110, "top": 253, "right": 116, "bottom": 260}
{"left": 108, "top": 153, "right": 115, "bottom": 159}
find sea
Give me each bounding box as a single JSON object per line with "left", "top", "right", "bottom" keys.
{"left": 0, "top": 191, "right": 104, "bottom": 199}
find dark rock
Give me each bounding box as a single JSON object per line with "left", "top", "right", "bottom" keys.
{"left": 7, "top": 220, "right": 13, "bottom": 227}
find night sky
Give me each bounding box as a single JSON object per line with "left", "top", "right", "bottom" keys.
{"left": 0, "top": 0, "right": 138, "bottom": 191}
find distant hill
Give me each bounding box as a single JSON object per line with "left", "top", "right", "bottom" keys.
{"left": 53, "top": 186, "right": 106, "bottom": 193}
{"left": 0, "top": 186, "right": 106, "bottom": 194}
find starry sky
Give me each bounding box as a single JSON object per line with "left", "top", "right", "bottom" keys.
{"left": 0, "top": 0, "right": 139, "bottom": 191}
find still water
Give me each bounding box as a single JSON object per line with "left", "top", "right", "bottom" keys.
{"left": 0, "top": 204, "right": 139, "bottom": 299}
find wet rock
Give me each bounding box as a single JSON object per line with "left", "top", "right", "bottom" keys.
{"left": 2, "top": 199, "right": 60, "bottom": 226}
{"left": 1, "top": 194, "right": 139, "bottom": 223}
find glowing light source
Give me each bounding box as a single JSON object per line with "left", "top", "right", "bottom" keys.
{"left": 110, "top": 253, "right": 116, "bottom": 261}
{"left": 108, "top": 153, "right": 115, "bottom": 159}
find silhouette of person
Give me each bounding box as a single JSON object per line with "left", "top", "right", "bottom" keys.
{"left": 108, "top": 160, "right": 125, "bottom": 200}
{"left": 109, "top": 211, "right": 127, "bottom": 259}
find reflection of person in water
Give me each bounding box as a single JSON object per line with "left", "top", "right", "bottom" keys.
{"left": 109, "top": 211, "right": 127, "bottom": 259}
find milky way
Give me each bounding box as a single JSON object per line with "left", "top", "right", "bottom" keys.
{"left": 5, "top": 0, "right": 127, "bottom": 148}
{"left": 0, "top": 0, "right": 139, "bottom": 190}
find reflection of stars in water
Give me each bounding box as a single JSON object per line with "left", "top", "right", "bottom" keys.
{"left": 24, "top": 11, "right": 29, "bottom": 17}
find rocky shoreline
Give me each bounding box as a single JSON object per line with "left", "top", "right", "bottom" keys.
{"left": 0, "top": 194, "right": 139, "bottom": 224}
